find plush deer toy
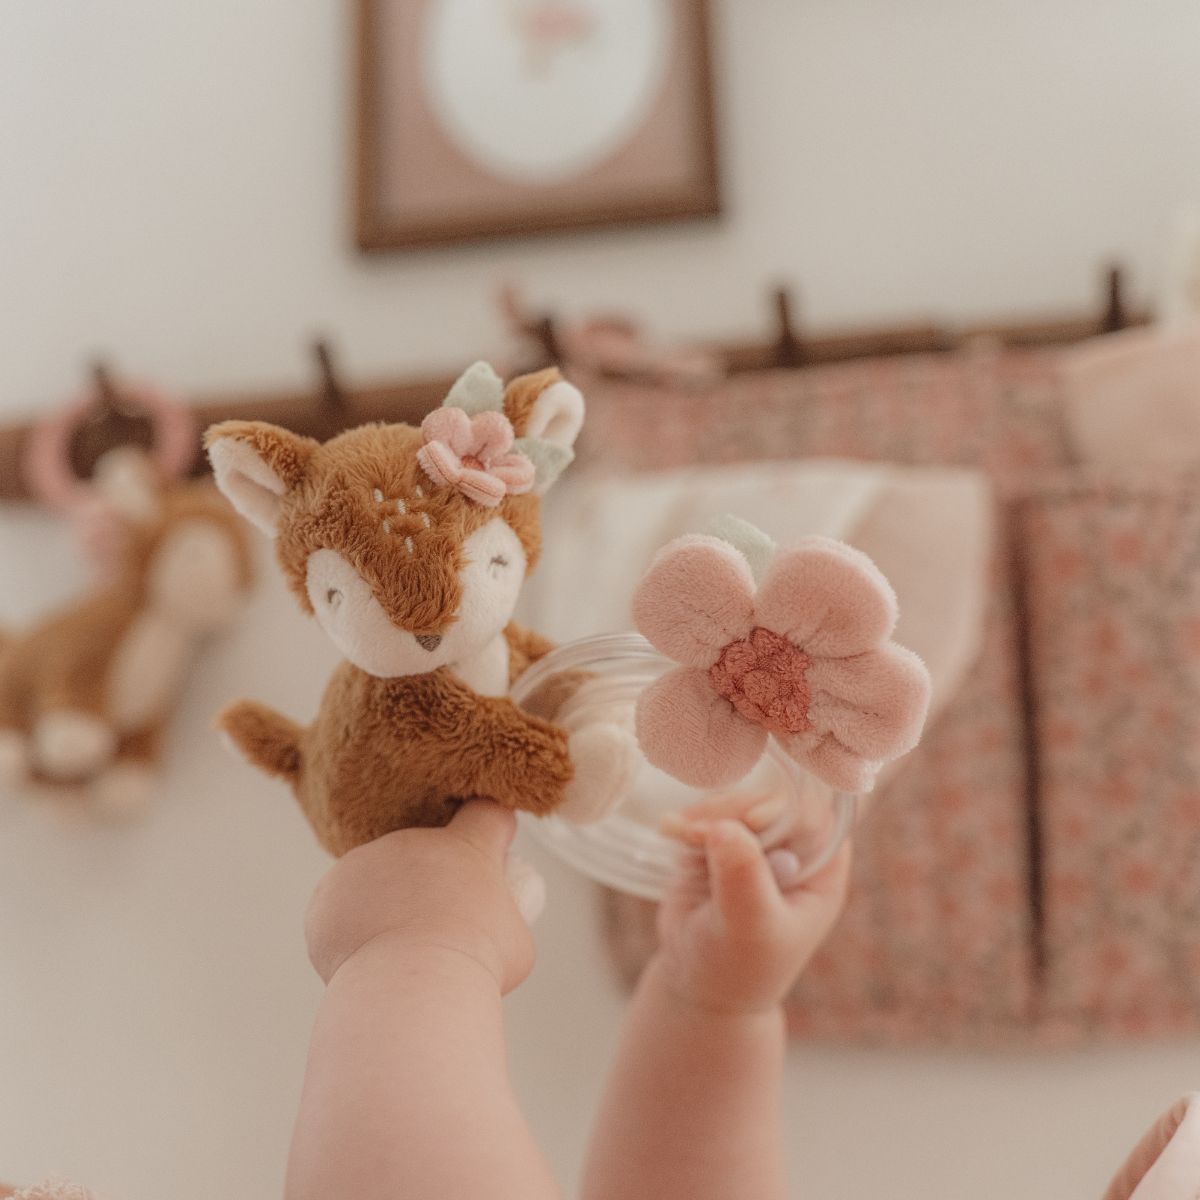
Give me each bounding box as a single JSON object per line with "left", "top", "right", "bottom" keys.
{"left": 206, "top": 364, "right": 636, "bottom": 857}
{"left": 0, "top": 449, "right": 254, "bottom": 816}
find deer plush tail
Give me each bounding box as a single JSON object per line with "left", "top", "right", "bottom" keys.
{"left": 217, "top": 700, "right": 303, "bottom": 783}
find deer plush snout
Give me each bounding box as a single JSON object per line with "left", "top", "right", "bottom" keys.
{"left": 206, "top": 365, "right": 584, "bottom": 679}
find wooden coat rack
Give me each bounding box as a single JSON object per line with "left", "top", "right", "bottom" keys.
{"left": 0, "top": 265, "right": 1147, "bottom": 503}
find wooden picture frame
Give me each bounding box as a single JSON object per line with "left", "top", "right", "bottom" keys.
{"left": 354, "top": 0, "right": 721, "bottom": 251}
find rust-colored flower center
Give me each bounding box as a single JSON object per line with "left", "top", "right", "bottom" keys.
{"left": 709, "top": 627, "right": 812, "bottom": 736}
{"left": 461, "top": 453, "right": 486, "bottom": 471}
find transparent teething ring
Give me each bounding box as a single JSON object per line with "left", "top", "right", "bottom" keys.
{"left": 512, "top": 633, "right": 857, "bottom": 901}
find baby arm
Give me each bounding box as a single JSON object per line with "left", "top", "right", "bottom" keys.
{"left": 582, "top": 796, "right": 852, "bottom": 1200}
{"left": 285, "top": 801, "right": 561, "bottom": 1200}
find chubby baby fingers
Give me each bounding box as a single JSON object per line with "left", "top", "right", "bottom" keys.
{"left": 703, "top": 819, "right": 785, "bottom": 930}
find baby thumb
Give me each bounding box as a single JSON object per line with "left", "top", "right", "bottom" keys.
{"left": 449, "top": 798, "right": 518, "bottom": 860}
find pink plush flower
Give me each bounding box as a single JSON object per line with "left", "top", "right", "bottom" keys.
{"left": 633, "top": 534, "right": 932, "bottom": 794}
{"left": 417, "top": 408, "right": 535, "bottom": 507}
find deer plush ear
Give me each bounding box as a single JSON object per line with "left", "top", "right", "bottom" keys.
{"left": 504, "top": 368, "right": 585, "bottom": 495}
{"left": 205, "top": 421, "right": 317, "bottom": 536}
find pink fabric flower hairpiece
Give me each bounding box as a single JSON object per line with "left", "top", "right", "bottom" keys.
{"left": 633, "top": 531, "right": 931, "bottom": 794}
{"left": 417, "top": 407, "right": 535, "bottom": 507}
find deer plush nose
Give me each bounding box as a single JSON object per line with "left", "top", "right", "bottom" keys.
{"left": 415, "top": 634, "right": 443, "bottom": 652}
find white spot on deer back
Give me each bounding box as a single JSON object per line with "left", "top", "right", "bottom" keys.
{"left": 107, "top": 612, "right": 192, "bottom": 731}
{"left": 149, "top": 520, "right": 246, "bottom": 629}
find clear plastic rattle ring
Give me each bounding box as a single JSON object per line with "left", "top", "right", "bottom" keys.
{"left": 511, "top": 632, "right": 857, "bottom": 901}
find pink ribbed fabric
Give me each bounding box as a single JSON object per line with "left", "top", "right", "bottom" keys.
{"left": 1021, "top": 474, "right": 1200, "bottom": 1040}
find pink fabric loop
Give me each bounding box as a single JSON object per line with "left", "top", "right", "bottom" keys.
{"left": 23, "top": 381, "right": 196, "bottom": 513}
{"left": 22, "top": 381, "right": 196, "bottom": 576}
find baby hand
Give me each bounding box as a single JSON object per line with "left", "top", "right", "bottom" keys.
{"left": 304, "top": 800, "right": 536, "bottom": 995}
{"left": 655, "top": 793, "right": 851, "bottom": 1016}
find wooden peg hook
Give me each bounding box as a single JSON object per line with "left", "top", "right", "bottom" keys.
{"left": 531, "top": 314, "right": 562, "bottom": 367}
{"left": 1100, "top": 263, "right": 1128, "bottom": 335}
{"left": 91, "top": 359, "right": 125, "bottom": 417}
{"left": 69, "top": 358, "right": 155, "bottom": 477}
{"left": 313, "top": 339, "right": 346, "bottom": 410}
{"left": 772, "top": 285, "right": 805, "bottom": 368}
{"left": 497, "top": 284, "right": 561, "bottom": 368}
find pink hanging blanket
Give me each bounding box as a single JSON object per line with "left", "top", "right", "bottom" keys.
{"left": 586, "top": 344, "right": 1200, "bottom": 1044}
{"left": 589, "top": 348, "right": 1068, "bottom": 1044}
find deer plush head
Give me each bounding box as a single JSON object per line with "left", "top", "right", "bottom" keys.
{"left": 205, "top": 365, "right": 583, "bottom": 678}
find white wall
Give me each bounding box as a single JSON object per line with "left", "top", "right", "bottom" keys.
{"left": 2, "top": 0, "right": 1200, "bottom": 414}
{"left": 2, "top": 3, "right": 1200, "bottom": 1198}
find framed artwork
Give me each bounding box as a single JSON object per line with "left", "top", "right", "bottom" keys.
{"left": 354, "top": 0, "right": 721, "bottom": 251}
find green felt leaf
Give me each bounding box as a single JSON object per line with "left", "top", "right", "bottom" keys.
{"left": 514, "top": 437, "right": 574, "bottom": 493}
{"left": 445, "top": 361, "right": 505, "bottom": 414}
{"left": 706, "top": 513, "right": 777, "bottom": 583}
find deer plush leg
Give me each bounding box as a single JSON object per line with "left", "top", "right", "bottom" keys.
{"left": 435, "top": 697, "right": 635, "bottom": 823}
{"left": 32, "top": 710, "right": 116, "bottom": 781}
{"left": 216, "top": 700, "right": 303, "bottom": 782}
{"left": 435, "top": 695, "right": 575, "bottom": 818}
{"left": 559, "top": 723, "right": 640, "bottom": 824}
{"left": 539, "top": 672, "right": 641, "bottom": 823}
{"left": 91, "top": 725, "right": 162, "bottom": 822}
{"left": 92, "top": 762, "right": 157, "bottom": 820}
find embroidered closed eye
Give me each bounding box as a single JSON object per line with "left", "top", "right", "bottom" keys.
{"left": 325, "top": 588, "right": 343, "bottom": 609}
{"left": 490, "top": 554, "right": 510, "bottom": 573}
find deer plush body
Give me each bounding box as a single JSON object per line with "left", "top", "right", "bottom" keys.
{"left": 0, "top": 450, "right": 254, "bottom": 815}
{"left": 206, "top": 364, "right": 636, "bottom": 857}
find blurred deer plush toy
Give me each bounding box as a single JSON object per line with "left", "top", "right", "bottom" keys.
{"left": 0, "top": 448, "right": 254, "bottom": 816}
{"left": 206, "top": 364, "right": 637, "bottom": 861}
